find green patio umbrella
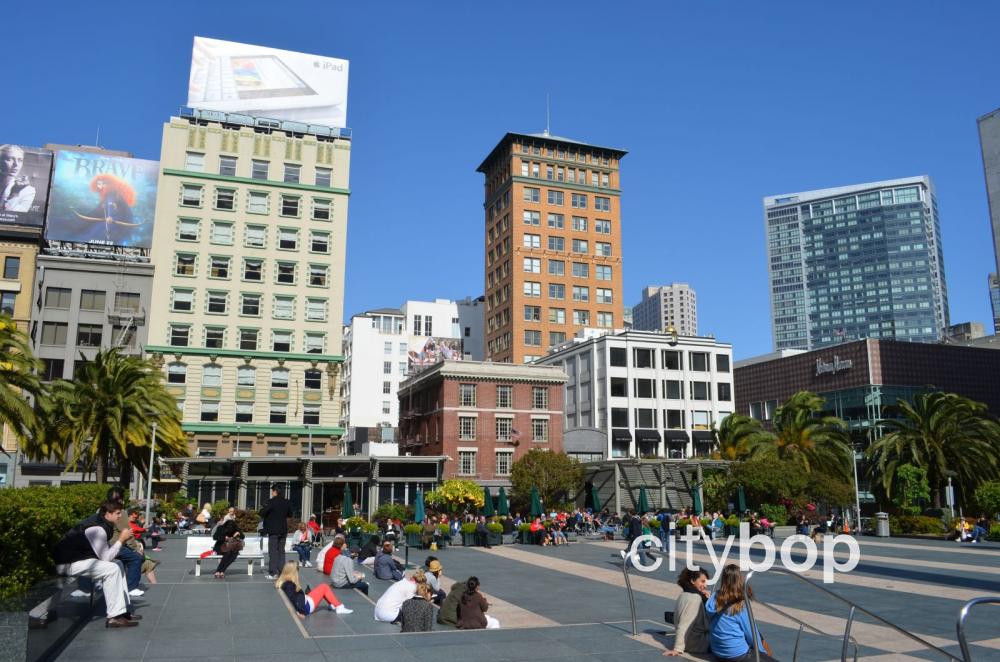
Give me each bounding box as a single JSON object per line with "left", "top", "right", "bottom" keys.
{"left": 638, "top": 486, "right": 650, "bottom": 514}
{"left": 530, "top": 486, "right": 543, "bottom": 517}
{"left": 737, "top": 485, "right": 747, "bottom": 514}
{"left": 497, "top": 487, "right": 510, "bottom": 516}
{"left": 483, "top": 486, "right": 495, "bottom": 517}
{"left": 590, "top": 485, "right": 602, "bottom": 513}
{"left": 414, "top": 489, "right": 425, "bottom": 523}
{"left": 692, "top": 487, "right": 703, "bottom": 515}
{"left": 342, "top": 484, "right": 355, "bottom": 518}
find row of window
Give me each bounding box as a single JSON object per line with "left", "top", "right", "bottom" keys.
{"left": 184, "top": 152, "right": 332, "bottom": 188}
{"left": 610, "top": 378, "right": 732, "bottom": 401}
{"left": 612, "top": 408, "right": 730, "bottom": 430}
{"left": 504, "top": 212, "right": 612, "bottom": 235}
{"left": 457, "top": 449, "right": 515, "bottom": 477}
{"left": 188, "top": 400, "right": 321, "bottom": 425}
{"left": 457, "top": 417, "right": 549, "bottom": 443}
{"left": 518, "top": 142, "right": 613, "bottom": 166}
{"left": 609, "top": 347, "right": 731, "bottom": 372}
{"left": 167, "top": 326, "right": 325, "bottom": 353}
{"left": 522, "top": 282, "right": 612, "bottom": 304}
{"left": 177, "top": 219, "right": 332, "bottom": 252}
{"left": 522, "top": 305, "right": 614, "bottom": 325}
{"left": 42, "top": 288, "right": 141, "bottom": 312}
{"left": 521, "top": 258, "right": 613, "bottom": 280}
{"left": 521, "top": 187, "right": 613, "bottom": 210}
{"left": 39, "top": 322, "right": 135, "bottom": 348}
{"left": 171, "top": 289, "right": 328, "bottom": 321}
{"left": 179, "top": 183, "right": 333, "bottom": 220}
{"left": 168, "top": 363, "right": 322, "bottom": 389}
{"left": 174, "top": 254, "right": 329, "bottom": 287}
{"left": 458, "top": 383, "right": 549, "bottom": 409}
{"left": 521, "top": 234, "right": 613, "bottom": 256}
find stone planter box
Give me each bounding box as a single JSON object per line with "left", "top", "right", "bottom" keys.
{"left": 405, "top": 532, "right": 423, "bottom": 548}
{"left": 487, "top": 531, "right": 502, "bottom": 546}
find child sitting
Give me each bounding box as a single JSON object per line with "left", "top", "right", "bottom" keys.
{"left": 275, "top": 561, "right": 352, "bottom": 618}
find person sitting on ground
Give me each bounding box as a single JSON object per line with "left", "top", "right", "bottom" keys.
{"left": 457, "top": 576, "right": 499, "bottom": 629}
{"left": 332, "top": 538, "right": 369, "bottom": 595}
{"left": 705, "top": 564, "right": 778, "bottom": 662}
{"left": 437, "top": 580, "right": 465, "bottom": 627}
{"left": 374, "top": 541, "right": 404, "bottom": 581}
{"left": 423, "top": 557, "right": 446, "bottom": 605}
{"left": 53, "top": 500, "right": 140, "bottom": 628}
{"left": 374, "top": 569, "right": 426, "bottom": 623}
{"left": 275, "top": 560, "right": 352, "bottom": 617}
{"left": 211, "top": 517, "right": 244, "bottom": 579}
{"left": 319, "top": 534, "right": 346, "bottom": 575}
{"left": 358, "top": 534, "right": 380, "bottom": 566}
{"left": 400, "top": 582, "right": 436, "bottom": 632}
{"left": 973, "top": 516, "right": 989, "bottom": 544}
{"left": 292, "top": 522, "right": 314, "bottom": 567}
{"left": 663, "top": 567, "right": 711, "bottom": 657}
{"left": 551, "top": 521, "right": 568, "bottom": 545}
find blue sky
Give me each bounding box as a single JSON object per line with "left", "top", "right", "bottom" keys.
{"left": 7, "top": 2, "right": 999, "bottom": 358}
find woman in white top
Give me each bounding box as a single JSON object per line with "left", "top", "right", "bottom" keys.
{"left": 664, "top": 567, "right": 711, "bottom": 657}
{"left": 374, "top": 569, "right": 426, "bottom": 622}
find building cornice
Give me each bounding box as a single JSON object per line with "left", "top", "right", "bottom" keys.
{"left": 162, "top": 169, "right": 351, "bottom": 196}
{"left": 181, "top": 423, "right": 345, "bottom": 436}
{"left": 146, "top": 345, "right": 344, "bottom": 363}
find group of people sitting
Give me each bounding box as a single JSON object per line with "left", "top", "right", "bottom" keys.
{"left": 951, "top": 516, "right": 991, "bottom": 543}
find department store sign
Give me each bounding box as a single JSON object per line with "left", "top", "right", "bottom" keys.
{"left": 815, "top": 355, "right": 853, "bottom": 376}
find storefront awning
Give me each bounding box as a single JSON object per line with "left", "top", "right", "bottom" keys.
{"left": 664, "top": 430, "right": 690, "bottom": 443}
{"left": 692, "top": 431, "right": 715, "bottom": 442}
{"left": 611, "top": 429, "right": 633, "bottom": 443}
{"left": 635, "top": 429, "right": 661, "bottom": 443}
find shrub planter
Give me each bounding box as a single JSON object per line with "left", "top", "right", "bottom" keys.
{"left": 405, "top": 532, "right": 423, "bottom": 548}
{"left": 462, "top": 533, "right": 476, "bottom": 547}
{"left": 488, "top": 532, "right": 502, "bottom": 546}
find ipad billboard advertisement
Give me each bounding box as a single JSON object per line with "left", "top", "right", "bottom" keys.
{"left": 46, "top": 150, "right": 160, "bottom": 248}
{"left": 188, "top": 37, "right": 349, "bottom": 129}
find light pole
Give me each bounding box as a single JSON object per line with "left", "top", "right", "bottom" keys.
{"left": 144, "top": 421, "right": 157, "bottom": 529}
{"left": 851, "top": 442, "right": 862, "bottom": 533}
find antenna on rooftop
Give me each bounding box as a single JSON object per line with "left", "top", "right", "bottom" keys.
{"left": 95, "top": 127, "right": 101, "bottom": 148}
{"left": 544, "top": 93, "right": 550, "bottom": 137}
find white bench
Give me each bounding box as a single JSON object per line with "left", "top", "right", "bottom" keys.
{"left": 185, "top": 536, "right": 264, "bottom": 577}
{"left": 259, "top": 536, "right": 297, "bottom": 553}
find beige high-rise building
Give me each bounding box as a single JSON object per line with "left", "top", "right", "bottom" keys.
{"left": 632, "top": 284, "right": 698, "bottom": 336}
{"left": 145, "top": 109, "right": 350, "bottom": 462}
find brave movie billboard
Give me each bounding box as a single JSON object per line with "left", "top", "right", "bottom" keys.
{"left": 46, "top": 151, "right": 159, "bottom": 248}
{"left": 0, "top": 144, "right": 52, "bottom": 228}
{"left": 188, "top": 37, "right": 349, "bottom": 129}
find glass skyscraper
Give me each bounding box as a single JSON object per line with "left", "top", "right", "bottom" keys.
{"left": 978, "top": 107, "right": 1000, "bottom": 333}
{"left": 764, "top": 176, "right": 949, "bottom": 351}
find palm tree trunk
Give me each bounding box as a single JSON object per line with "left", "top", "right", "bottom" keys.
{"left": 932, "top": 482, "right": 942, "bottom": 509}
{"left": 95, "top": 446, "right": 106, "bottom": 485}
{"left": 119, "top": 456, "right": 132, "bottom": 492}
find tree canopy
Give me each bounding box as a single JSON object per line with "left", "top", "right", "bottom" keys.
{"left": 510, "top": 449, "right": 583, "bottom": 508}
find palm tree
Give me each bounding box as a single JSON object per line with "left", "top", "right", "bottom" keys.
{"left": 32, "top": 348, "right": 188, "bottom": 486}
{"left": 749, "top": 391, "right": 853, "bottom": 478}
{"left": 712, "top": 414, "right": 771, "bottom": 461}
{"left": 0, "top": 314, "right": 44, "bottom": 448}
{"left": 868, "top": 392, "right": 1000, "bottom": 507}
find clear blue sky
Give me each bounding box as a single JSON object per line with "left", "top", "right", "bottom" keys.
{"left": 7, "top": 2, "right": 999, "bottom": 358}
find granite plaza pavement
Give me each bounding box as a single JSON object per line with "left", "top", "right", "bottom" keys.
{"left": 48, "top": 533, "right": 1000, "bottom": 662}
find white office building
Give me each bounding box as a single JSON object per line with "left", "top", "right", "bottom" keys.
{"left": 537, "top": 329, "right": 733, "bottom": 461}
{"left": 631, "top": 284, "right": 697, "bottom": 335}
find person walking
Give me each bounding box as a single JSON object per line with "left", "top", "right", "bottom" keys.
{"left": 260, "top": 486, "right": 294, "bottom": 579}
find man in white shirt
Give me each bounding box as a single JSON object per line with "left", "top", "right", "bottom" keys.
{"left": 374, "top": 574, "right": 418, "bottom": 623}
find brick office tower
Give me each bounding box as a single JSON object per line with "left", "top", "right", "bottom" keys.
{"left": 397, "top": 361, "right": 568, "bottom": 484}
{"left": 477, "top": 133, "right": 626, "bottom": 363}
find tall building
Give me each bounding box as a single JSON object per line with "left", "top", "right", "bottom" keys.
{"left": 990, "top": 273, "right": 1000, "bottom": 333}
{"left": 632, "top": 284, "right": 697, "bottom": 335}
{"left": 477, "top": 132, "right": 626, "bottom": 364}
{"left": 145, "top": 108, "right": 350, "bottom": 471}
{"left": 764, "top": 177, "right": 948, "bottom": 351}
{"left": 978, "top": 108, "right": 1000, "bottom": 333}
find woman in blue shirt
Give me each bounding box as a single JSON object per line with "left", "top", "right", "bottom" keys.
{"left": 705, "top": 564, "right": 778, "bottom": 662}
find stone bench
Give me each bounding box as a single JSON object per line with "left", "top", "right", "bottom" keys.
{"left": 1, "top": 576, "right": 94, "bottom": 662}
{"left": 184, "top": 536, "right": 264, "bottom": 576}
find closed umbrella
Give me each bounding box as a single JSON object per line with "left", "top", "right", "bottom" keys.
{"left": 414, "top": 489, "right": 425, "bottom": 524}
{"left": 692, "top": 487, "right": 703, "bottom": 516}
{"left": 483, "top": 486, "right": 495, "bottom": 517}
{"left": 638, "top": 486, "right": 650, "bottom": 514}
{"left": 497, "top": 487, "right": 510, "bottom": 516}
{"left": 737, "top": 485, "right": 747, "bottom": 514}
{"left": 342, "top": 484, "right": 355, "bottom": 518}
{"left": 590, "top": 485, "right": 602, "bottom": 512}
{"left": 530, "top": 486, "right": 543, "bottom": 518}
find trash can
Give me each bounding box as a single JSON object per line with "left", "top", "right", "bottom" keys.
{"left": 875, "top": 512, "right": 890, "bottom": 537}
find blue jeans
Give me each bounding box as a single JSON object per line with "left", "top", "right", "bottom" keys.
{"left": 117, "top": 546, "right": 144, "bottom": 591}
{"left": 972, "top": 526, "right": 987, "bottom": 542}
{"left": 293, "top": 543, "right": 312, "bottom": 563}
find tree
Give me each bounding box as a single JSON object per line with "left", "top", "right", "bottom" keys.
{"left": 891, "top": 464, "right": 930, "bottom": 516}
{"left": 30, "top": 348, "right": 187, "bottom": 486}
{"left": 425, "top": 479, "right": 484, "bottom": 513}
{"left": 510, "top": 450, "right": 583, "bottom": 508}
{"left": 868, "top": 392, "right": 1000, "bottom": 507}
{"left": 749, "top": 391, "right": 852, "bottom": 479}
{"left": 973, "top": 480, "right": 1000, "bottom": 518}
{"left": 712, "top": 414, "right": 770, "bottom": 461}
{"left": 720, "top": 457, "right": 808, "bottom": 509}
{"left": 0, "top": 315, "right": 44, "bottom": 448}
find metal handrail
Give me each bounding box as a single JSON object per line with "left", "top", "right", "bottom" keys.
{"left": 956, "top": 597, "right": 1000, "bottom": 662}
{"left": 745, "top": 590, "right": 861, "bottom": 662}
{"left": 746, "top": 567, "right": 962, "bottom": 662}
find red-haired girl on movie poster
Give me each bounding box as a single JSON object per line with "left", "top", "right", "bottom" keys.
{"left": 74, "top": 174, "right": 139, "bottom": 243}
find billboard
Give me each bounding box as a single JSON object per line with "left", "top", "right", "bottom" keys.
{"left": 0, "top": 144, "right": 52, "bottom": 228}
{"left": 46, "top": 151, "right": 159, "bottom": 248}
{"left": 407, "top": 337, "right": 463, "bottom": 374}
{"left": 187, "top": 37, "right": 349, "bottom": 129}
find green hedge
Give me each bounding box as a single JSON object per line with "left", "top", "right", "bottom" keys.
{"left": 0, "top": 483, "right": 112, "bottom": 600}
{"left": 889, "top": 515, "right": 946, "bottom": 535}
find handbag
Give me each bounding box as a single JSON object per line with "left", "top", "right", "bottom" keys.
{"left": 220, "top": 537, "right": 244, "bottom": 554}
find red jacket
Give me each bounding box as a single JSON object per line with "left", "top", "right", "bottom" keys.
{"left": 322, "top": 546, "right": 341, "bottom": 575}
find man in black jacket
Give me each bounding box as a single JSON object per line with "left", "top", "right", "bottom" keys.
{"left": 260, "top": 486, "right": 294, "bottom": 578}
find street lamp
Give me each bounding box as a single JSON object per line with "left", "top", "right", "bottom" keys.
{"left": 143, "top": 420, "right": 157, "bottom": 530}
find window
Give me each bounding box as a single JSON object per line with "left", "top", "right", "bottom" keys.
{"left": 202, "top": 364, "right": 222, "bottom": 387}
{"left": 611, "top": 407, "right": 629, "bottom": 427}
{"left": 303, "top": 405, "right": 320, "bottom": 425}
{"left": 177, "top": 218, "right": 200, "bottom": 241}
{"left": 210, "top": 222, "right": 233, "bottom": 244}
{"left": 169, "top": 325, "right": 189, "bottom": 347}
{"left": 206, "top": 291, "right": 228, "bottom": 314}
{"left": 276, "top": 262, "right": 296, "bottom": 284}
{"left": 532, "top": 386, "right": 548, "bottom": 409}
{"left": 496, "top": 417, "right": 512, "bottom": 441}
{"left": 218, "top": 155, "right": 237, "bottom": 176}
{"left": 251, "top": 160, "right": 268, "bottom": 180}
{"left": 549, "top": 283, "right": 565, "bottom": 299}
{"left": 76, "top": 324, "right": 102, "bottom": 347}
{"left": 459, "top": 417, "right": 476, "bottom": 441}
{"left": 716, "top": 355, "right": 731, "bottom": 373}
{"left": 411, "top": 315, "right": 423, "bottom": 336}
{"left": 524, "top": 329, "right": 542, "bottom": 346}
{"left": 459, "top": 383, "right": 477, "bottom": 407}
{"left": 496, "top": 385, "right": 512, "bottom": 408}
{"left": 315, "top": 167, "right": 331, "bottom": 187}
{"left": 531, "top": 418, "right": 549, "bottom": 442}
{"left": 595, "top": 219, "right": 611, "bottom": 234}
{"left": 204, "top": 327, "right": 224, "bottom": 349}
{"left": 523, "top": 257, "right": 541, "bottom": 273}
{"left": 399, "top": 362, "right": 407, "bottom": 375}
{"left": 522, "top": 210, "right": 540, "bottom": 226}
{"left": 174, "top": 253, "right": 195, "bottom": 276}
{"left": 572, "top": 239, "right": 588, "bottom": 253}
{"left": 114, "top": 292, "right": 140, "bottom": 312}
{"left": 662, "top": 350, "right": 682, "bottom": 370}
{"left": 308, "top": 265, "right": 329, "bottom": 287}
{"left": 572, "top": 216, "right": 587, "bottom": 232}
{"left": 597, "top": 311, "right": 613, "bottom": 327}
{"left": 247, "top": 191, "right": 269, "bottom": 214}
{"left": 243, "top": 259, "right": 263, "bottom": 281}
{"left": 595, "top": 196, "right": 611, "bottom": 211}
{"left": 384, "top": 361, "right": 392, "bottom": 375}
{"left": 692, "top": 410, "right": 711, "bottom": 430}
{"left": 278, "top": 228, "right": 298, "bottom": 250}
{"left": 718, "top": 383, "right": 732, "bottom": 401}
{"left": 245, "top": 225, "right": 266, "bottom": 248}
{"left": 610, "top": 377, "right": 628, "bottom": 397}
{"left": 39, "top": 322, "right": 67, "bottom": 346}
{"left": 270, "top": 405, "right": 287, "bottom": 425}
{"left": 549, "top": 331, "right": 566, "bottom": 345}
{"left": 634, "top": 379, "right": 655, "bottom": 398}
{"left": 596, "top": 265, "right": 612, "bottom": 281}
{"left": 209, "top": 256, "right": 230, "bottom": 279}
{"left": 523, "top": 233, "right": 541, "bottom": 249}
{"left": 238, "top": 328, "right": 258, "bottom": 350}
{"left": 40, "top": 358, "right": 64, "bottom": 381}
{"left": 523, "top": 187, "right": 540, "bottom": 203}
{"left": 283, "top": 163, "right": 300, "bottom": 183}
{"left": 666, "top": 409, "right": 685, "bottom": 429}
{"left": 690, "top": 352, "right": 709, "bottom": 371}
{"left": 79, "top": 289, "right": 105, "bottom": 311}
{"left": 572, "top": 310, "right": 590, "bottom": 325}
{"left": 548, "top": 236, "right": 565, "bottom": 251}
{"left": 273, "top": 296, "right": 294, "bottom": 319}
{"left": 232, "top": 365, "right": 255, "bottom": 388}
{"left": 310, "top": 231, "right": 330, "bottom": 253}
{"left": 458, "top": 450, "right": 477, "bottom": 475}
{"left": 305, "top": 333, "right": 324, "bottom": 354}
{"left": 235, "top": 402, "right": 253, "bottom": 423}
{"left": 571, "top": 286, "right": 589, "bottom": 302}
{"left": 596, "top": 288, "right": 613, "bottom": 304}
{"left": 185, "top": 152, "right": 204, "bottom": 171}
{"left": 271, "top": 368, "right": 289, "bottom": 388}
{"left": 665, "top": 380, "right": 682, "bottom": 399}
{"left": 312, "top": 198, "right": 331, "bottom": 220}
{"left": 180, "top": 184, "right": 202, "bottom": 207}
{"left": 523, "top": 305, "right": 541, "bottom": 321}
{"left": 571, "top": 194, "right": 588, "bottom": 209}
{"left": 214, "top": 188, "right": 235, "bottom": 211}
{"left": 241, "top": 294, "right": 261, "bottom": 317}
{"left": 496, "top": 451, "right": 513, "bottom": 476}
{"left": 305, "top": 298, "right": 327, "bottom": 321}
{"left": 171, "top": 289, "right": 193, "bottom": 312}
{"left": 281, "top": 195, "right": 300, "bottom": 217}
{"left": 548, "top": 308, "right": 565, "bottom": 324}
{"left": 691, "top": 381, "right": 710, "bottom": 400}
{"left": 382, "top": 380, "right": 391, "bottom": 394}
{"left": 547, "top": 190, "right": 564, "bottom": 205}
{"left": 548, "top": 213, "right": 564, "bottom": 229}
{"left": 572, "top": 262, "right": 589, "bottom": 278}
{"left": 45, "top": 287, "right": 71, "bottom": 308}
{"left": 424, "top": 316, "right": 433, "bottom": 336}
{"left": 595, "top": 241, "right": 612, "bottom": 258}
{"left": 635, "top": 408, "right": 657, "bottom": 428}
{"left": 200, "top": 402, "right": 219, "bottom": 422}
{"left": 610, "top": 347, "right": 627, "bottom": 367}
{"left": 272, "top": 331, "right": 291, "bottom": 352}
{"left": 523, "top": 281, "right": 541, "bottom": 298}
